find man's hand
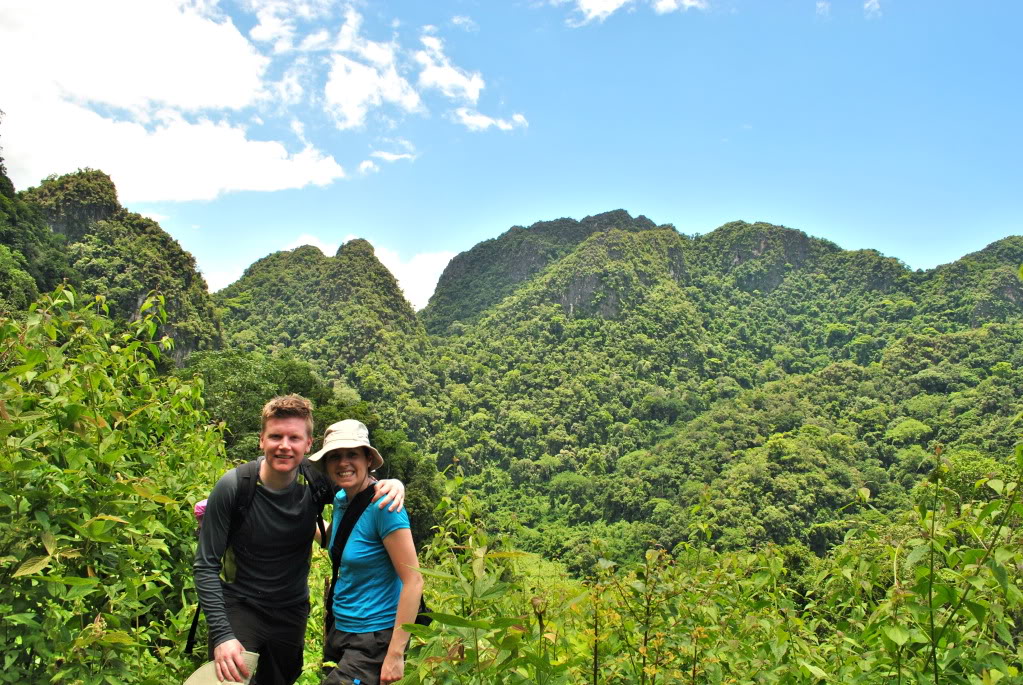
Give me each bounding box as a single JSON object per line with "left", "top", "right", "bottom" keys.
{"left": 372, "top": 479, "right": 406, "bottom": 512}
{"left": 213, "top": 638, "right": 250, "bottom": 683}
{"left": 380, "top": 651, "right": 405, "bottom": 684}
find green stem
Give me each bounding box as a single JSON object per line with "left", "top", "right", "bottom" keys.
{"left": 928, "top": 478, "right": 938, "bottom": 683}
{"left": 592, "top": 587, "right": 599, "bottom": 685}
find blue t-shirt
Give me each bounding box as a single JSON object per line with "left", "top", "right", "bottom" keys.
{"left": 329, "top": 489, "right": 411, "bottom": 632}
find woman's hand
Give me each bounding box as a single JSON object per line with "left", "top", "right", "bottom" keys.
{"left": 380, "top": 651, "right": 405, "bottom": 683}
{"left": 372, "top": 479, "right": 406, "bottom": 512}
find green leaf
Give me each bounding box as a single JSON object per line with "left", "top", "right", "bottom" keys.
{"left": 884, "top": 624, "right": 910, "bottom": 646}
{"left": 993, "top": 546, "right": 1015, "bottom": 565}
{"left": 49, "top": 575, "right": 100, "bottom": 587}
{"left": 13, "top": 555, "right": 50, "bottom": 577}
{"left": 964, "top": 599, "right": 987, "bottom": 624}
{"left": 798, "top": 660, "right": 828, "bottom": 679}
{"left": 131, "top": 483, "right": 175, "bottom": 504}
{"left": 427, "top": 612, "right": 492, "bottom": 629}
{"left": 93, "top": 514, "right": 130, "bottom": 524}
{"left": 3, "top": 613, "right": 40, "bottom": 629}
{"left": 41, "top": 531, "right": 56, "bottom": 555}
{"left": 563, "top": 591, "right": 588, "bottom": 611}
{"left": 989, "top": 561, "right": 1009, "bottom": 592}
{"left": 995, "top": 621, "right": 1013, "bottom": 645}
{"left": 415, "top": 567, "right": 458, "bottom": 581}
{"left": 98, "top": 630, "right": 136, "bottom": 645}
{"left": 905, "top": 543, "right": 930, "bottom": 568}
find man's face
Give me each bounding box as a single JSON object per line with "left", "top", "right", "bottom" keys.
{"left": 259, "top": 416, "right": 313, "bottom": 477}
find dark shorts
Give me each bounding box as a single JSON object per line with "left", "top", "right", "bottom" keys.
{"left": 218, "top": 595, "right": 310, "bottom": 685}
{"left": 321, "top": 627, "right": 394, "bottom": 685}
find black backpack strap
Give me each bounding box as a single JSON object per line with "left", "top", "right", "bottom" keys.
{"left": 185, "top": 602, "right": 202, "bottom": 655}
{"left": 299, "top": 459, "right": 333, "bottom": 549}
{"left": 229, "top": 459, "right": 261, "bottom": 541}
{"left": 186, "top": 460, "right": 261, "bottom": 656}
{"left": 323, "top": 485, "right": 377, "bottom": 637}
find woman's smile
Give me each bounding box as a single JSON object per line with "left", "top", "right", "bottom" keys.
{"left": 326, "top": 447, "right": 371, "bottom": 494}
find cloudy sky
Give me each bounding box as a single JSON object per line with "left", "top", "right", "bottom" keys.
{"left": 2, "top": 0, "right": 1020, "bottom": 308}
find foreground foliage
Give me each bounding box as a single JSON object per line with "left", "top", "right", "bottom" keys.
{"left": 2, "top": 291, "right": 1022, "bottom": 684}
{"left": 0, "top": 287, "right": 225, "bottom": 684}
{"left": 401, "top": 467, "right": 1023, "bottom": 684}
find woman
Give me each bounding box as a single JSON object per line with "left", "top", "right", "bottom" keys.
{"left": 309, "top": 419, "right": 423, "bottom": 685}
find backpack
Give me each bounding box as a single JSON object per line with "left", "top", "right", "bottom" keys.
{"left": 185, "top": 458, "right": 332, "bottom": 655}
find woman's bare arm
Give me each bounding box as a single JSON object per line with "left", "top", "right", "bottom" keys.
{"left": 379, "top": 528, "right": 423, "bottom": 684}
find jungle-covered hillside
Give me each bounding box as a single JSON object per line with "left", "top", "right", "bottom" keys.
{"left": 3, "top": 160, "right": 1023, "bottom": 683}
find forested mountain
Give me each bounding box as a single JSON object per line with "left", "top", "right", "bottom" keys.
{"left": 0, "top": 162, "right": 221, "bottom": 359}
{"left": 5, "top": 161, "right": 1022, "bottom": 567}
{"left": 215, "top": 238, "right": 435, "bottom": 427}
{"left": 420, "top": 209, "right": 658, "bottom": 334}
{"left": 0, "top": 156, "right": 75, "bottom": 309}
{"left": 5, "top": 156, "right": 1023, "bottom": 682}
{"left": 404, "top": 213, "right": 1023, "bottom": 567}
{"left": 196, "top": 205, "right": 1023, "bottom": 568}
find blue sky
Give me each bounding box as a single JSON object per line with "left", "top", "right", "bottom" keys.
{"left": 2, "top": 0, "right": 1020, "bottom": 309}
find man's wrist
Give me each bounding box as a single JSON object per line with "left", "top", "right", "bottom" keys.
{"left": 212, "top": 634, "right": 237, "bottom": 649}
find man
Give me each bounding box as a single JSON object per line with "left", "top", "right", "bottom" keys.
{"left": 194, "top": 395, "right": 405, "bottom": 684}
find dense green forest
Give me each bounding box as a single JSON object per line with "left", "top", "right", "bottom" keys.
{"left": 3, "top": 155, "right": 1023, "bottom": 683}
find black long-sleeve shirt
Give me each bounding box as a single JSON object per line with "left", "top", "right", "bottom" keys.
{"left": 193, "top": 458, "right": 333, "bottom": 647}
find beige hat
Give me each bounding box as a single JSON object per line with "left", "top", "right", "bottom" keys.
{"left": 308, "top": 419, "right": 384, "bottom": 471}
{"left": 182, "top": 651, "right": 259, "bottom": 685}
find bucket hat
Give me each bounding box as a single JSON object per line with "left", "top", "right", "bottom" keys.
{"left": 308, "top": 419, "right": 384, "bottom": 471}
{"left": 182, "top": 651, "right": 259, "bottom": 685}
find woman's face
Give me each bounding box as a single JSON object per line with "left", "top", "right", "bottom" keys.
{"left": 325, "top": 447, "right": 371, "bottom": 490}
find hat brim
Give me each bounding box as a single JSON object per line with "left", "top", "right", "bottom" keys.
{"left": 183, "top": 651, "right": 259, "bottom": 685}
{"left": 309, "top": 440, "right": 384, "bottom": 471}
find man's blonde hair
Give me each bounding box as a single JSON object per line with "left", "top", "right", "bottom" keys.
{"left": 260, "top": 394, "right": 314, "bottom": 437}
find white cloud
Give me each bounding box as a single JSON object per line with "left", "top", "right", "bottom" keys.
{"left": 249, "top": 6, "right": 295, "bottom": 52}
{"left": 454, "top": 109, "right": 529, "bottom": 132}
{"left": 359, "top": 160, "right": 380, "bottom": 174}
{"left": 371, "top": 151, "right": 415, "bottom": 163}
{"left": 568, "top": 0, "right": 635, "bottom": 24}
{"left": 324, "top": 54, "right": 422, "bottom": 129}
{"left": 864, "top": 0, "right": 881, "bottom": 18}
{"left": 415, "top": 34, "right": 486, "bottom": 103}
{"left": 0, "top": 0, "right": 345, "bottom": 201}
{"left": 452, "top": 15, "right": 479, "bottom": 32}
{"left": 0, "top": 0, "right": 521, "bottom": 199}
{"left": 298, "top": 28, "right": 332, "bottom": 51}
{"left": 325, "top": 7, "right": 421, "bottom": 129}
{"left": 0, "top": 0, "right": 267, "bottom": 113}
{"left": 273, "top": 61, "right": 308, "bottom": 105}
{"left": 203, "top": 265, "right": 246, "bottom": 292}
{"left": 335, "top": 6, "right": 398, "bottom": 66}
{"left": 6, "top": 99, "right": 344, "bottom": 201}
{"left": 140, "top": 211, "right": 169, "bottom": 222}
{"left": 386, "top": 138, "right": 417, "bottom": 153}
{"left": 375, "top": 246, "right": 456, "bottom": 310}
{"left": 560, "top": 0, "right": 707, "bottom": 24}
{"left": 816, "top": 1, "right": 831, "bottom": 17}
{"left": 652, "top": 0, "right": 707, "bottom": 14}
